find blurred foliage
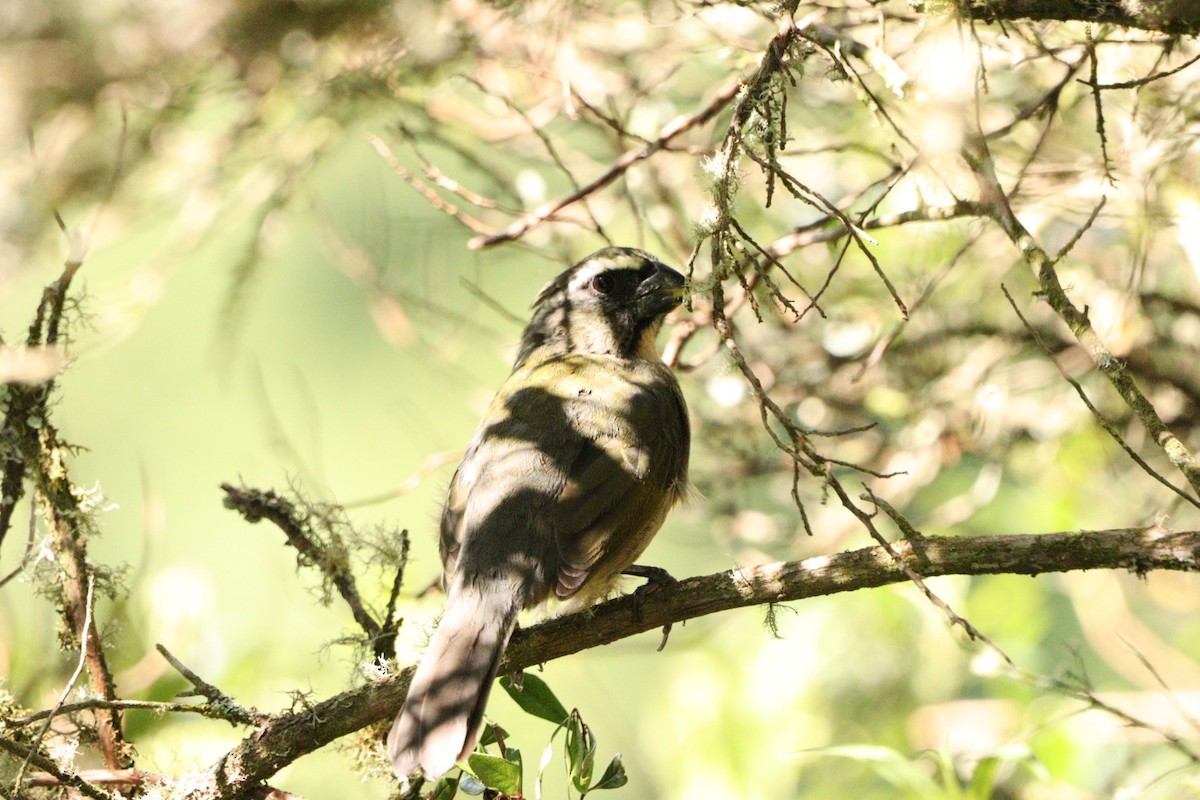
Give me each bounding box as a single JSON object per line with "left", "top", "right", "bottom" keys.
{"left": 2, "top": 0, "right": 1200, "bottom": 798}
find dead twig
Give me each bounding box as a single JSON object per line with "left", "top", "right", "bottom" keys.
{"left": 156, "top": 644, "right": 266, "bottom": 726}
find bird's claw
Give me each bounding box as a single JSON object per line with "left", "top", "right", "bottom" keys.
{"left": 621, "top": 564, "right": 678, "bottom": 651}
{"left": 622, "top": 564, "right": 678, "bottom": 592}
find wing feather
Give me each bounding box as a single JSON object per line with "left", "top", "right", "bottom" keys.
{"left": 438, "top": 355, "right": 688, "bottom": 605}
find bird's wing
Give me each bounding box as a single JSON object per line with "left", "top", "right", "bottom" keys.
{"left": 547, "top": 363, "right": 688, "bottom": 599}
{"left": 548, "top": 435, "right": 648, "bottom": 597}
{"left": 438, "top": 377, "right": 586, "bottom": 593}
{"left": 439, "top": 356, "right": 687, "bottom": 602}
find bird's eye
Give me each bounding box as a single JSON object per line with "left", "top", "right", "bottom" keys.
{"left": 591, "top": 273, "right": 615, "bottom": 295}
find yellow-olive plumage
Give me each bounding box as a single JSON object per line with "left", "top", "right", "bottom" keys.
{"left": 387, "top": 247, "right": 690, "bottom": 780}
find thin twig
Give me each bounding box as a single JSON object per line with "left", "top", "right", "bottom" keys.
{"left": 458, "top": 75, "right": 612, "bottom": 246}
{"left": 1038, "top": 672, "right": 1200, "bottom": 762}
{"left": 964, "top": 134, "right": 1200, "bottom": 500}
{"left": 1079, "top": 50, "right": 1200, "bottom": 89}
{"left": 986, "top": 57, "right": 1082, "bottom": 140}
{"left": 1118, "top": 634, "right": 1200, "bottom": 736}
{"left": 10, "top": 698, "right": 237, "bottom": 728}
{"left": 742, "top": 138, "right": 911, "bottom": 319}
{"left": 1084, "top": 30, "right": 1115, "bottom": 183}
{"left": 765, "top": 200, "right": 988, "bottom": 267}
{"left": 853, "top": 231, "right": 983, "bottom": 381}
{"left": 468, "top": 77, "right": 743, "bottom": 249}
{"left": 0, "top": 493, "right": 39, "bottom": 588}
{"left": 1001, "top": 285, "right": 1200, "bottom": 510}
{"left": 460, "top": 278, "right": 526, "bottom": 326}
{"left": 14, "top": 575, "right": 96, "bottom": 793}
{"left": 1053, "top": 196, "right": 1107, "bottom": 263}
{"left": 867, "top": 490, "right": 1016, "bottom": 670}
{"left": 366, "top": 134, "right": 493, "bottom": 235}
{"left": 343, "top": 451, "right": 462, "bottom": 509}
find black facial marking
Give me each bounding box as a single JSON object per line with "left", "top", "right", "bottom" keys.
{"left": 589, "top": 268, "right": 641, "bottom": 302}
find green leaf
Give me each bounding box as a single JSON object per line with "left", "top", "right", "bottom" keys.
{"left": 565, "top": 711, "right": 597, "bottom": 793}
{"left": 500, "top": 673, "right": 570, "bottom": 724}
{"left": 966, "top": 755, "right": 1000, "bottom": 800}
{"left": 592, "top": 754, "right": 628, "bottom": 791}
{"left": 929, "top": 750, "right": 965, "bottom": 800}
{"left": 468, "top": 752, "right": 523, "bottom": 795}
{"left": 431, "top": 774, "right": 461, "bottom": 800}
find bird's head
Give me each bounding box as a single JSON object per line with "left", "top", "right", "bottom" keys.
{"left": 516, "top": 247, "right": 686, "bottom": 367}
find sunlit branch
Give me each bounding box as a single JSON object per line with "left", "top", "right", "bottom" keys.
{"left": 179, "top": 526, "right": 1200, "bottom": 800}
{"left": 764, "top": 200, "right": 989, "bottom": 261}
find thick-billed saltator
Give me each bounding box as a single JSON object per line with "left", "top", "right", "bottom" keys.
{"left": 387, "top": 247, "right": 691, "bottom": 780}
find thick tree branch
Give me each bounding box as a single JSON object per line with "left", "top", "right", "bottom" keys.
{"left": 180, "top": 526, "right": 1199, "bottom": 799}
{"left": 957, "top": 0, "right": 1200, "bottom": 34}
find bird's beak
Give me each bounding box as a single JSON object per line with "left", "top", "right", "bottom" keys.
{"left": 637, "top": 264, "right": 686, "bottom": 315}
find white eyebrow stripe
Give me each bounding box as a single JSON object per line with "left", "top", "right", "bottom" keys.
{"left": 567, "top": 260, "right": 609, "bottom": 292}
{"left": 566, "top": 254, "right": 652, "bottom": 294}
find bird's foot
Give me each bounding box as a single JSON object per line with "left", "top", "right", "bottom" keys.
{"left": 622, "top": 564, "right": 678, "bottom": 590}
{"left": 621, "top": 564, "right": 678, "bottom": 651}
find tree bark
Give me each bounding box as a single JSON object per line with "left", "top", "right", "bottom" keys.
{"left": 957, "top": 0, "right": 1200, "bottom": 35}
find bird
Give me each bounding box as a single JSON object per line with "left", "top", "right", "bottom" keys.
{"left": 387, "top": 246, "right": 691, "bottom": 782}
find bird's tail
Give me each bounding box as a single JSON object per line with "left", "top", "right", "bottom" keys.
{"left": 387, "top": 578, "right": 522, "bottom": 781}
